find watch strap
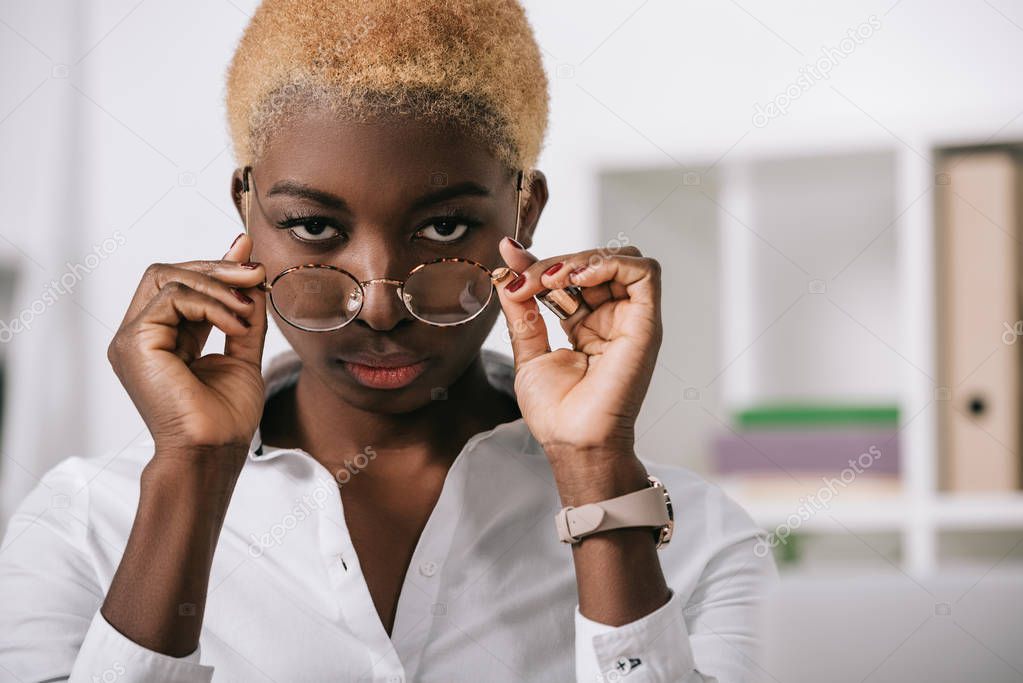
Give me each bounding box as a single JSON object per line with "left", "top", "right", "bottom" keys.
{"left": 555, "top": 482, "right": 670, "bottom": 544}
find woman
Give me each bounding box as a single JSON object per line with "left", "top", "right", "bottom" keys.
{"left": 0, "top": 0, "right": 775, "bottom": 681}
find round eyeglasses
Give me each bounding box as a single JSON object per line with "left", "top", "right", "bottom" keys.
{"left": 253, "top": 257, "right": 496, "bottom": 331}
{"left": 238, "top": 166, "right": 587, "bottom": 332}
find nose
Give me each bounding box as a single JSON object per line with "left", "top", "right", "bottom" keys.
{"left": 354, "top": 277, "right": 414, "bottom": 331}
{"left": 334, "top": 231, "right": 416, "bottom": 331}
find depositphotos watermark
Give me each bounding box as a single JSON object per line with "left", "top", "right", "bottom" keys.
{"left": 753, "top": 444, "right": 883, "bottom": 558}
{"left": 0, "top": 230, "right": 127, "bottom": 343}
{"left": 89, "top": 660, "right": 125, "bottom": 683}
{"left": 752, "top": 15, "right": 882, "bottom": 128}
{"left": 247, "top": 476, "right": 333, "bottom": 558}
{"left": 247, "top": 446, "right": 377, "bottom": 558}
{"left": 1002, "top": 320, "right": 1023, "bottom": 345}
{"left": 338, "top": 14, "right": 377, "bottom": 52}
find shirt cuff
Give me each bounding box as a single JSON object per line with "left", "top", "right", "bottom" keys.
{"left": 69, "top": 610, "right": 214, "bottom": 683}
{"left": 575, "top": 589, "right": 696, "bottom": 682}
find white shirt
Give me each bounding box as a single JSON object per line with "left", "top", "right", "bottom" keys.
{"left": 0, "top": 348, "right": 776, "bottom": 683}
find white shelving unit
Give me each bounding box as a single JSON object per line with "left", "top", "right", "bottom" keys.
{"left": 726, "top": 141, "right": 1023, "bottom": 575}
{"left": 600, "top": 132, "right": 1023, "bottom": 576}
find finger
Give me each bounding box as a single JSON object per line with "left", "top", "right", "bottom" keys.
{"left": 542, "top": 254, "right": 660, "bottom": 308}
{"left": 118, "top": 232, "right": 266, "bottom": 329}
{"left": 493, "top": 269, "right": 551, "bottom": 368}
{"left": 497, "top": 238, "right": 592, "bottom": 310}
{"left": 122, "top": 263, "right": 261, "bottom": 357}
{"left": 222, "top": 232, "right": 245, "bottom": 261}
{"left": 500, "top": 239, "right": 642, "bottom": 276}
{"left": 494, "top": 279, "right": 551, "bottom": 367}
{"left": 545, "top": 263, "right": 616, "bottom": 312}
{"left": 136, "top": 282, "right": 251, "bottom": 365}
{"left": 499, "top": 244, "right": 644, "bottom": 306}
{"left": 545, "top": 245, "right": 642, "bottom": 306}
{"left": 223, "top": 234, "right": 267, "bottom": 367}
{"left": 497, "top": 241, "right": 616, "bottom": 339}
{"left": 121, "top": 259, "right": 266, "bottom": 330}
{"left": 498, "top": 235, "right": 538, "bottom": 273}
{"left": 497, "top": 240, "right": 587, "bottom": 347}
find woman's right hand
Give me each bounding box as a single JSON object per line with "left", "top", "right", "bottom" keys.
{"left": 107, "top": 233, "right": 268, "bottom": 458}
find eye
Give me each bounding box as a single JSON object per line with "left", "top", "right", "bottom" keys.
{"left": 415, "top": 217, "right": 477, "bottom": 243}
{"left": 276, "top": 213, "right": 343, "bottom": 244}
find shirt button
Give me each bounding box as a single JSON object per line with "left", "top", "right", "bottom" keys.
{"left": 386, "top": 676, "right": 404, "bottom": 683}
{"left": 418, "top": 561, "right": 439, "bottom": 577}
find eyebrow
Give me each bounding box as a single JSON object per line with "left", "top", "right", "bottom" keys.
{"left": 265, "top": 179, "right": 493, "bottom": 212}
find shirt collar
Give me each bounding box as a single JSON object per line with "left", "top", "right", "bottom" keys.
{"left": 249, "top": 347, "right": 519, "bottom": 459}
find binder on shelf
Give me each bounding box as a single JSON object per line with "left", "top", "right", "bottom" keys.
{"left": 734, "top": 403, "right": 899, "bottom": 430}
{"left": 713, "top": 429, "right": 900, "bottom": 475}
{"left": 936, "top": 149, "right": 1023, "bottom": 492}
{"left": 711, "top": 403, "right": 902, "bottom": 481}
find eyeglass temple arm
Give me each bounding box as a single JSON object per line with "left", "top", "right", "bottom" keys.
{"left": 510, "top": 169, "right": 587, "bottom": 320}
{"left": 514, "top": 169, "right": 524, "bottom": 244}
{"left": 241, "top": 165, "right": 252, "bottom": 236}
{"left": 239, "top": 167, "right": 270, "bottom": 292}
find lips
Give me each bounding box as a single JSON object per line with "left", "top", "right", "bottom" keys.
{"left": 342, "top": 360, "right": 428, "bottom": 390}
{"left": 336, "top": 350, "right": 429, "bottom": 390}
{"left": 339, "top": 350, "right": 427, "bottom": 367}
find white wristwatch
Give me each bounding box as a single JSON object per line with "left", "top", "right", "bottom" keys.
{"left": 554, "top": 475, "right": 674, "bottom": 548}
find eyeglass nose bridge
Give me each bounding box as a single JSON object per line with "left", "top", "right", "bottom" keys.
{"left": 359, "top": 276, "right": 410, "bottom": 303}
{"left": 361, "top": 277, "right": 404, "bottom": 288}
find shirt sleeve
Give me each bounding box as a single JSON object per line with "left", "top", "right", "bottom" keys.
{"left": 0, "top": 457, "right": 215, "bottom": 682}
{"left": 573, "top": 531, "right": 778, "bottom": 683}
{"left": 69, "top": 611, "right": 212, "bottom": 683}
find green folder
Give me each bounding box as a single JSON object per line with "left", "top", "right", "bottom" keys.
{"left": 735, "top": 404, "right": 899, "bottom": 429}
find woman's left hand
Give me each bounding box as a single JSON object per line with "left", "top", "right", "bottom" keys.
{"left": 494, "top": 236, "right": 663, "bottom": 480}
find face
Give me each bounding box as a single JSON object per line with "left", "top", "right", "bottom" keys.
{"left": 231, "top": 107, "right": 547, "bottom": 414}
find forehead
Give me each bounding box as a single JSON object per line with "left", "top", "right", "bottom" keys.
{"left": 256, "top": 106, "right": 511, "bottom": 198}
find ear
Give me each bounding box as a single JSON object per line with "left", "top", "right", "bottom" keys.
{"left": 230, "top": 167, "right": 248, "bottom": 227}
{"left": 515, "top": 169, "right": 548, "bottom": 250}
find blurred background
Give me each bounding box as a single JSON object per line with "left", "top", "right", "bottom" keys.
{"left": 2, "top": 1, "right": 1023, "bottom": 681}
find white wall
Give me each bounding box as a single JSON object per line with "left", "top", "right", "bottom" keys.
{"left": 0, "top": 0, "right": 88, "bottom": 521}
{"left": 597, "top": 167, "right": 723, "bottom": 473}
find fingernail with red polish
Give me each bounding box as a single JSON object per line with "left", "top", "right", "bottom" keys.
{"left": 507, "top": 237, "right": 525, "bottom": 250}
{"left": 239, "top": 261, "right": 260, "bottom": 269}
{"left": 222, "top": 234, "right": 243, "bottom": 259}
{"left": 543, "top": 262, "right": 564, "bottom": 276}
{"left": 506, "top": 274, "right": 526, "bottom": 292}
{"left": 230, "top": 288, "right": 253, "bottom": 304}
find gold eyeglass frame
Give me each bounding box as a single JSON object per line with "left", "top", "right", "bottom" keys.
{"left": 238, "top": 166, "right": 587, "bottom": 332}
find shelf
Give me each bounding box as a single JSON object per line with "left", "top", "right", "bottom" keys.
{"left": 933, "top": 494, "right": 1023, "bottom": 529}
{"left": 738, "top": 494, "right": 1023, "bottom": 534}
{"left": 739, "top": 498, "right": 908, "bottom": 534}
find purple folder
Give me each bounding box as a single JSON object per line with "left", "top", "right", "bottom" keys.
{"left": 712, "top": 429, "right": 900, "bottom": 475}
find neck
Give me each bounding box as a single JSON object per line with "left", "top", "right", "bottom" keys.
{"left": 264, "top": 352, "right": 520, "bottom": 481}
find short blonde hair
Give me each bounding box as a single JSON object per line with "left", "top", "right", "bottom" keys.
{"left": 224, "top": 0, "right": 549, "bottom": 183}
